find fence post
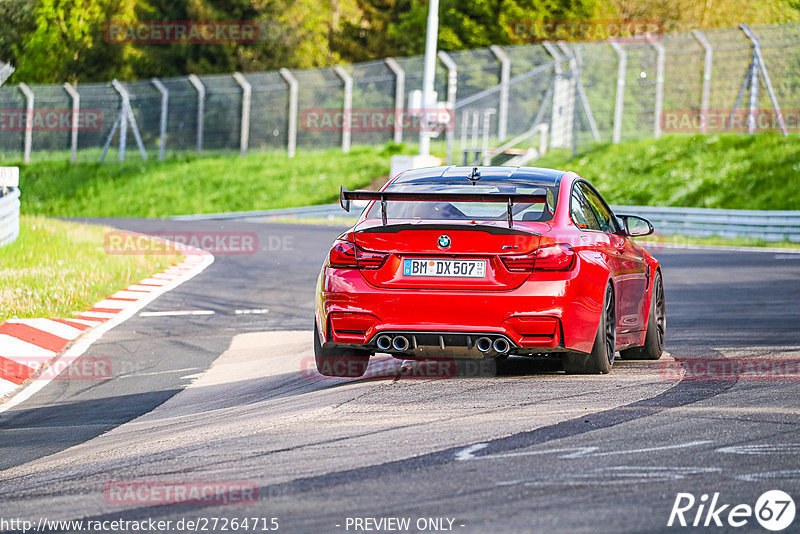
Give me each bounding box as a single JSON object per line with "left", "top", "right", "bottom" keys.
{"left": 557, "top": 42, "right": 600, "bottom": 143}
{"left": 279, "top": 68, "right": 298, "bottom": 158}
{"left": 609, "top": 41, "right": 627, "bottom": 144}
{"left": 151, "top": 78, "right": 168, "bottom": 161}
{"left": 649, "top": 37, "right": 665, "bottom": 139}
{"left": 333, "top": 66, "right": 352, "bottom": 154}
{"left": 63, "top": 83, "right": 80, "bottom": 163}
{"left": 187, "top": 74, "right": 205, "bottom": 152}
{"left": 691, "top": 30, "right": 713, "bottom": 134}
{"left": 232, "top": 73, "right": 251, "bottom": 157}
{"left": 109, "top": 79, "right": 147, "bottom": 162}
{"left": 543, "top": 42, "right": 573, "bottom": 149}
{"left": 740, "top": 23, "right": 787, "bottom": 135}
{"left": 17, "top": 83, "right": 33, "bottom": 164}
{"left": 489, "top": 45, "right": 510, "bottom": 142}
{"left": 437, "top": 51, "right": 457, "bottom": 164}
{"left": 384, "top": 58, "right": 405, "bottom": 144}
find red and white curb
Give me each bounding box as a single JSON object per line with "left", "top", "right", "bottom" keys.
{"left": 0, "top": 235, "right": 214, "bottom": 410}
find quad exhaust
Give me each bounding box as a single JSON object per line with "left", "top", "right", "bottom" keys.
{"left": 373, "top": 332, "right": 514, "bottom": 357}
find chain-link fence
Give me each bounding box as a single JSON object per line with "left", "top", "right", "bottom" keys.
{"left": 1, "top": 22, "right": 798, "bottom": 164}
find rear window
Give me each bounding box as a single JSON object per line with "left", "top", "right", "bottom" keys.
{"left": 364, "top": 181, "right": 559, "bottom": 223}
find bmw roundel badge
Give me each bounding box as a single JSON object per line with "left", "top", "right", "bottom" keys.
{"left": 438, "top": 235, "right": 451, "bottom": 248}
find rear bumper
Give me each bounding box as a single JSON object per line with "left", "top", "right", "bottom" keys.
{"left": 316, "top": 266, "right": 605, "bottom": 354}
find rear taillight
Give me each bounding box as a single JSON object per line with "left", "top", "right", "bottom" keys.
{"left": 533, "top": 244, "right": 575, "bottom": 271}
{"left": 501, "top": 254, "right": 536, "bottom": 272}
{"left": 329, "top": 240, "right": 388, "bottom": 270}
{"left": 501, "top": 244, "right": 575, "bottom": 272}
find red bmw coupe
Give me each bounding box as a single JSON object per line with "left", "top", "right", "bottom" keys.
{"left": 314, "top": 166, "right": 665, "bottom": 377}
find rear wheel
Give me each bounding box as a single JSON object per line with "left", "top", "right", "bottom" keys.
{"left": 562, "top": 283, "right": 615, "bottom": 374}
{"left": 620, "top": 271, "right": 665, "bottom": 360}
{"left": 314, "top": 323, "right": 371, "bottom": 377}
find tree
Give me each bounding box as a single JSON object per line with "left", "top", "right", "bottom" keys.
{"left": 11, "top": 0, "right": 141, "bottom": 83}
{"left": 334, "top": 0, "right": 616, "bottom": 60}
{"left": 0, "top": 0, "right": 36, "bottom": 69}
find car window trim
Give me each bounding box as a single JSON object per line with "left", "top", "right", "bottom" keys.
{"left": 570, "top": 179, "right": 622, "bottom": 235}
{"left": 569, "top": 182, "right": 602, "bottom": 232}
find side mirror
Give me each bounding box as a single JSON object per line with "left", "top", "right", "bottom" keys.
{"left": 617, "top": 214, "right": 654, "bottom": 237}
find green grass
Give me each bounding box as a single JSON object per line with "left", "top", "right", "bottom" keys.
{"left": 17, "top": 144, "right": 412, "bottom": 218}
{"left": 0, "top": 215, "right": 182, "bottom": 322}
{"left": 12, "top": 134, "right": 800, "bottom": 218}
{"left": 535, "top": 133, "right": 800, "bottom": 210}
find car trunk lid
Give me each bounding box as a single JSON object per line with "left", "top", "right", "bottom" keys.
{"left": 353, "top": 220, "right": 546, "bottom": 290}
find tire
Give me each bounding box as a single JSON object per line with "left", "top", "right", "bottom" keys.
{"left": 620, "top": 271, "right": 665, "bottom": 360}
{"left": 314, "top": 323, "right": 371, "bottom": 378}
{"left": 562, "top": 283, "right": 616, "bottom": 374}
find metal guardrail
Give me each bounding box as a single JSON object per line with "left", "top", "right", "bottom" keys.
{"left": 173, "top": 203, "right": 800, "bottom": 242}
{"left": 611, "top": 205, "right": 800, "bottom": 242}
{"left": 171, "top": 202, "right": 365, "bottom": 222}
{"left": 0, "top": 188, "right": 21, "bottom": 247}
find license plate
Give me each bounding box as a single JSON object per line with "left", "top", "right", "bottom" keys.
{"left": 403, "top": 258, "right": 486, "bottom": 278}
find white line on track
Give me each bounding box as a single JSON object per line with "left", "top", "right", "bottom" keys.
{"left": 234, "top": 309, "right": 269, "bottom": 315}
{"left": 139, "top": 310, "right": 215, "bottom": 317}
{"left": 459, "top": 440, "right": 712, "bottom": 461}
{"left": 117, "top": 367, "right": 203, "bottom": 378}
{"left": 454, "top": 443, "right": 489, "bottom": 460}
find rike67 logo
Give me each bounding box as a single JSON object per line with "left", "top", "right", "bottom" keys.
{"left": 668, "top": 490, "right": 796, "bottom": 531}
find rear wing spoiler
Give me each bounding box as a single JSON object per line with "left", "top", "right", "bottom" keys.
{"left": 340, "top": 186, "right": 546, "bottom": 227}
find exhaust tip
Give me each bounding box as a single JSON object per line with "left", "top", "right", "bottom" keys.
{"left": 376, "top": 335, "right": 392, "bottom": 351}
{"left": 493, "top": 337, "right": 510, "bottom": 354}
{"left": 392, "top": 335, "right": 410, "bottom": 352}
{"left": 476, "top": 337, "right": 493, "bottom": 353}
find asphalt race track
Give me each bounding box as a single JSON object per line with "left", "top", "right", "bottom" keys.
{"left": 2, "top": 219, "right": 800, "bottom": 533}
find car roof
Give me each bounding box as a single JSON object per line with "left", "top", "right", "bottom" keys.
{"left": 390, "top": 166, "right": 566, "bottom": 187}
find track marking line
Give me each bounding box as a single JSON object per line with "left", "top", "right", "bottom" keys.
{"left": 470, "top": 440, "right": 712, "bottom": 462}
{"left": 117, "top": 367, "right": 203, "bottom": 378}
{"left": 139, "top": 310, "right": 215, "bottom": 317}
{"left": 498, "top": 465, "right": 722, "bottom": 487}
{"left": 234, "top": 309, "right": 269, "bottom": 315}
{"left": 454, "top": 443, "right": 489, "bottom": 460}
{"left": 717, "top": 444, "right": 800, "bottom": 455}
